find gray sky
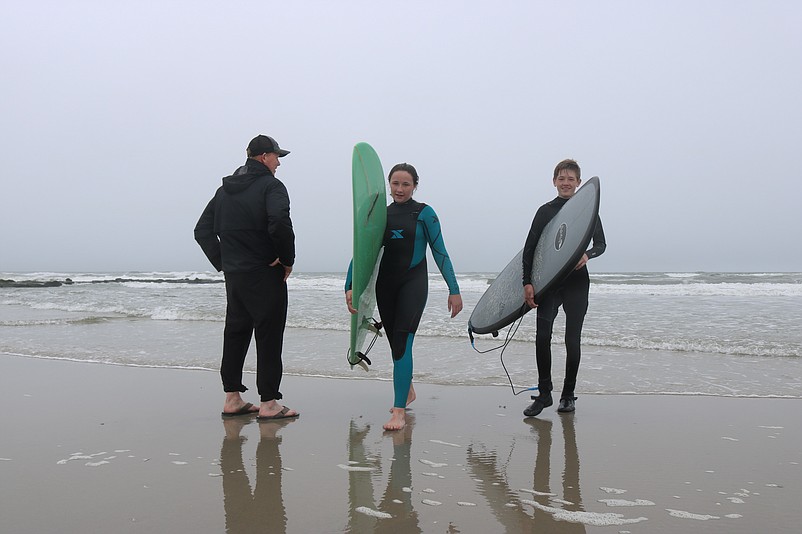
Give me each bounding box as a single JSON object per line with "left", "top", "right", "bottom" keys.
{"left": 2, "top": 0, "right": 800, "bottom": 273}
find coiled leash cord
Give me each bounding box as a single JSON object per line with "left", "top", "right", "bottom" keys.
{"left": 468, "top": 312, "right": 538, "bottom": 397}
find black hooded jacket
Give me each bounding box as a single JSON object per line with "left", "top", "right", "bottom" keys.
{"left": 194, "top": 158, "right": 295, "bottom": 273}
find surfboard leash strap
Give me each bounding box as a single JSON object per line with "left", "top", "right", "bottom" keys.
{"left": 468, "top": 316, "right": 520, "bottom": 355}
{"left": 496, "top": 316, "right": 538, "bottom": 396}
{"left": 469, "top": 316, "right": 538, "bottom": 397}
{"left": 358, "top": 318, "right": 383, "bottom": 363}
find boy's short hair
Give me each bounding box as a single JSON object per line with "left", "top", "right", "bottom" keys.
{"left": 553, "top": 159, "right": 581, "bottom": 180}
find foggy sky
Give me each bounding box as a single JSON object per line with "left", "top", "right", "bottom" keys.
{"left": 2, "top": 0, "right": 800, "bottom": 273}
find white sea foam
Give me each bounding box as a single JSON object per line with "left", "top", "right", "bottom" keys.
{"left": 337, "top": 464, "right": 376, "bottom": 472}
{"left": 419, "top": 459, "right": 448, "bottom": 468}
{"left": 666, "top": 509, "right": 720, "bottom": 520}
{"left": 429, "top": 439, "right": 461, "bottom": 447}
{"left": 521, "top": 500, "right": 648, "bottom": 526}
{"left": 599, "top": 499, "right": 655, "bottom": 507}
{"left": 520, "top": 488, "right": 556, "bottom": 497}
{"left": 355, "top": 506, "right": 392, "bottom": 519}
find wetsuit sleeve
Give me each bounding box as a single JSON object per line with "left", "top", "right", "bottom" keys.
{"left": 419, "top": 206, "right": 460, "bottom": 295}
{"left": 344, "top": 260, "right": 353, "bottom": 291}
{"left": 586, "top": 216, "right": 607, "bottom": 259}
{"left": 522, "top": 205, "right": 551, "bottom": 286}
{"left": 194, "top": 197, "right": 223, "bottom": 272}
{"left": 265, "top": 181, "right": 295, "bottom": 267}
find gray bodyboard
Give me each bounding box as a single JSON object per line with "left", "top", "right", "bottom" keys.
{"left": 468, "top": 176, "right": 601, "bottom": 335}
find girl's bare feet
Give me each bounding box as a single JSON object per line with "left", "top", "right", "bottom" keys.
{"left": 389, "top": 384, "right": 417, "bottom": 412}
{"left": 383, "top": 407, "right": 406, "bottom": 431}
{"left": 406, "top": 383, "right": 416, "bottom": 407}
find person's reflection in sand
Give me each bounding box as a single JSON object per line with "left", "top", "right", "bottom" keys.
{"left": 376, "top": 413, "right": 420, "bottom": 532}
{"left": 559, "top": 414, "right": 583, "bottom": 525}
{"left": 526, "top": 415, "right": 586, "bottom": 532}
{"left": 345, "top": 415, "right": 421, "bottom": 533}
{"left": 346, "top": 418, "right": 378, "bottom": 532}
{"left": 220, "top": 417, "right": 296, "bottom": 534}
{"left": 466, "top": 416, "right": 586, "bottom": 533}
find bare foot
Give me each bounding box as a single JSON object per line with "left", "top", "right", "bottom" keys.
{"left": 259, "top": 400, "right": 299, "bottom": 418}
{"left": 391, "top": 413, "right": 415, "bottom": 445}
{"left": 222, "top": 392, "right": 259, "bottom": 415}
{"left": 406, "top": 383, "right": 416, "bottom": 407}
{"left": 389, "top": 384, "right": 417, "bottom": 413}
{"left": 383, "top": 407, "right": 406, "bottom": 431}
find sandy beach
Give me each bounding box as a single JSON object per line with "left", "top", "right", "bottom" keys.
{"left": 1, "top": 354, "right": 800, "bottom": 533}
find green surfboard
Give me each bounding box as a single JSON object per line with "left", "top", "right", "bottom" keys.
{"left": 348, "top": 142, "right": 386, "bottom": 370}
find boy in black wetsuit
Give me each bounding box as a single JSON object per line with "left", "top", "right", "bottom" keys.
{"left": 522, "top": 159, "right": 606, "bottom": 416}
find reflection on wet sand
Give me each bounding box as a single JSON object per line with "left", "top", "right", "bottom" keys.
{"left": 467, "top": 415, "right": 586, "bottom": 533}
{"left": 346, "top": 414, "right": 421, "bottom": 532}
{"left": 220, "top": 417, "right": 297, "bottom": 534}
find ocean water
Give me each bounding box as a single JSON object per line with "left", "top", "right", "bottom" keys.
{"left": 1, "top": 271, "right": 800, "bottom": 397}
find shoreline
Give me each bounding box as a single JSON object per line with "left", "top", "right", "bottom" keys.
{"left": 0, "top": 342, "right": 802, "bottom": 399}
{"left": 1, "top": 354, "right": 801, "bottom": 533}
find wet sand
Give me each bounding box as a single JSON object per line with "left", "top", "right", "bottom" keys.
{"left": 1, "top": 354, "right": 800, "bottom": 533}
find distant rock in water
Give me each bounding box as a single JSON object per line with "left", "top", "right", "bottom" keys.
{"left": 0, "top": 277, "right": 215, "bottom": 287}
{"left": 0, "top": 279, "right": 64, "bottom": 288}
{"left": 86, "top": 277, "right": 220, "bottom": 284}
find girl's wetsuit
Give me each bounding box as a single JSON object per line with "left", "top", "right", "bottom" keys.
{"left": 522, "top": 196, "right": 606, "bottom": 400}
{"left": 346, "top": 199, "right": 459, "bottom": 408}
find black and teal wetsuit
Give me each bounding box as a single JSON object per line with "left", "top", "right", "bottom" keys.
{"left": 346, "top": 199, "right": 460, "bottom": 408}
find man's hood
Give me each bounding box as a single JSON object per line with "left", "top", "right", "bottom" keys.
{"left": 222, "top": 159, "right": 272, "bottom": 194}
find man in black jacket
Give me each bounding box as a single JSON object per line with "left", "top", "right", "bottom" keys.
{"left": 195, "top": 134, "right": 299, "bottom": 420}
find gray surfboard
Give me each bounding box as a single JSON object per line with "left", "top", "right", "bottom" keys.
{"left": 468, "top": 176, "right": 601, "bottom": 335}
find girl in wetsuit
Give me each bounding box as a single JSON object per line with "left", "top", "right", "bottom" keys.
{"left": 346, "top": 163, "right": 463, "bottom": 431}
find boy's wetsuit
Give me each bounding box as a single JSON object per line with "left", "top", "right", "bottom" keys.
{"left": 346, "top": 199, "right": 459, "bottom": 408}
{"left": 523, "top": 196, "right": 606, "bottom": 400}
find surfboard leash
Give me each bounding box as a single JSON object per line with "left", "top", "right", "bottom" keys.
{"left": 361, "top": 318, "right": 382, "bottom": 360}
{"left": 468, "top": 315, "right": 538, "bottom": 397}
{"left": 347, "top": 318, "right": 383, "bottom": 368}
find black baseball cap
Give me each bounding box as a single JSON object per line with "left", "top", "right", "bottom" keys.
{"left": 247, "top": 135, "right": 290, "bottom": 157}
